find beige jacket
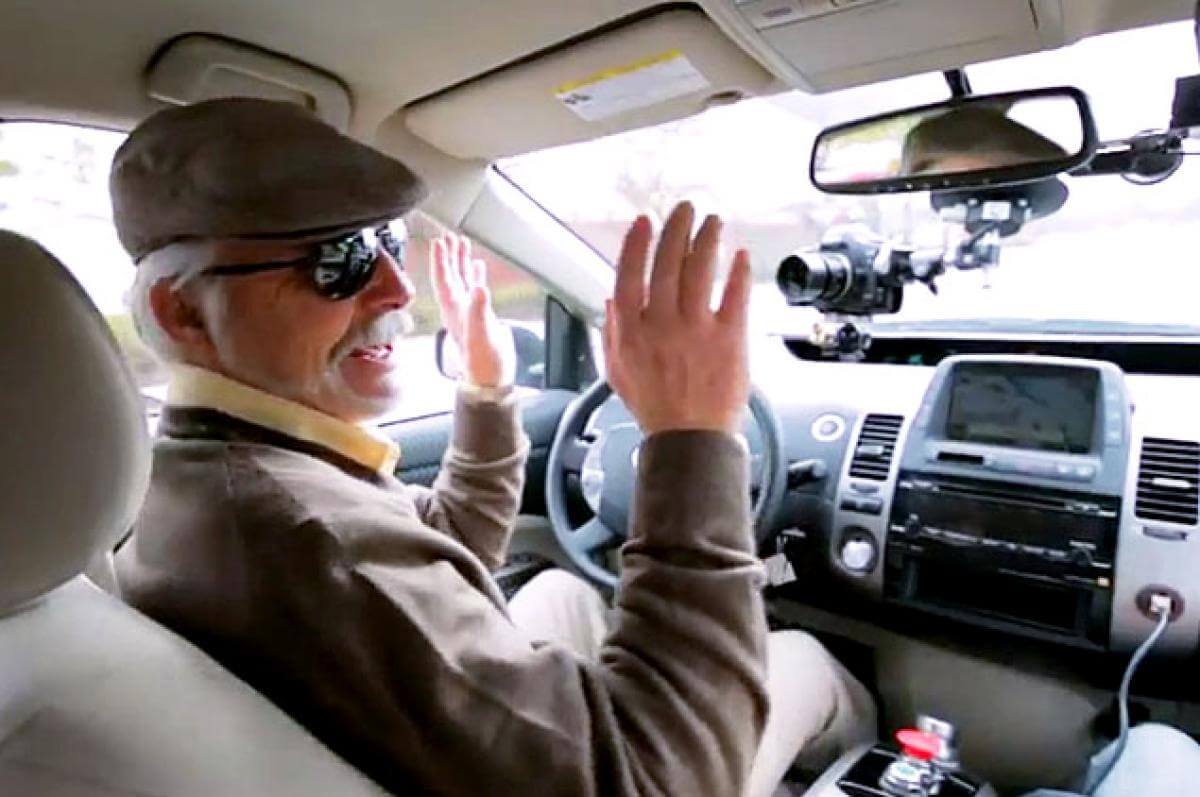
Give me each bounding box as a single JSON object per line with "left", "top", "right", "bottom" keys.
{"left": 116, "top": 366, "right": 768, "bottom": 796}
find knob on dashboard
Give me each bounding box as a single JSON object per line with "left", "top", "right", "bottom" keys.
{"left": 1069, "top": 548, "right": 1095, "bottom": 568}
{"left": 842, "top": 538, "right": 875, "bottom": 572}
{"left": 904, "top": 513, "right": 923, "bottom": 539}
{"left": 838, "top": 528, "right": 878, "bottom": 574}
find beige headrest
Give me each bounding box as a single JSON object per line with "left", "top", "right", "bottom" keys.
{"left": 0, "top": 232, "right": 151, "bottom": 613}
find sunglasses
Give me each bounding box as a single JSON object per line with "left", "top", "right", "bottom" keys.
{"left": 200, "top": 221, "right": 407, "bottom": 300}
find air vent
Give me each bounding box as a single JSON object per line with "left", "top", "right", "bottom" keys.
{"left": 1135, "top": 437, "right": 1200, "bottom": 526}
{"left": 849, "top": 414, "right": 904, "bottom": 481}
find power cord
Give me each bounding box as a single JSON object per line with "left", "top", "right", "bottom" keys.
{"left": 1083, "top": 594, "right": 1175, "bottom": 795}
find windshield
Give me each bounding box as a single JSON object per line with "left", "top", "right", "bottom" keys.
{"left": 500, "top": 21, "right": 1200, "bottom": 336}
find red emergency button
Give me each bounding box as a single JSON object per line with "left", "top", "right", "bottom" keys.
{"left": 896, "top": 728, "right": 941, "bottom": 762}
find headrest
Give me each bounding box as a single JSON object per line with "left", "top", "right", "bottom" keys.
{"left": 0, "top": 232, "right": 151, "bottom": 613}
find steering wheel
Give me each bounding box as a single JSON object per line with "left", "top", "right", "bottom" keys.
{"left": 546, "top": 380, "right": 787, "bottom": 588}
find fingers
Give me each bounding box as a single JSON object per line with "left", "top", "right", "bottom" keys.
{"left": 603, "top": 299, "right": 626, "bottom": 394}
{"left": 468, "top": 284, "right": 490, "bottom": 329}
{"left": 646, "top": 202, "right": 694, "bottom": 315}
{"left": 678, "top": 214, "right": 720, "bottom": 317}
{"left": 613, "top": 215, "right": 652, "bottom": 321}
{"left": 467, "top": 256, "right": 487, "bottom": 294}
{"left": 458, "top": 235, "right": 475, "bottom": 288}
{"left": 430, "top": 237, "right": 459, "bottom": 310}
{"left": 717, "top": 248, "right": 753, "bottom": 328}
{"left": 432, "top": 232, "right": 488, "bottom": 304}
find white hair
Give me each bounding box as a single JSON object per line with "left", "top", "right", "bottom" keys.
{"left": 127, "top": 240, "right": 224, "bottom": 362}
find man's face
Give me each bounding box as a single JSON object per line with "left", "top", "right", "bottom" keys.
{"left": 194, "top": 235, "right": 417, "bottom": 422}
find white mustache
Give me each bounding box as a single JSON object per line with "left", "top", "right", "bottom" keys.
{"left": 332, "top": 311, "right": 414, "bottom": 361}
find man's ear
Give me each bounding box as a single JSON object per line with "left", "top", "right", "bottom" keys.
{"left": 148, "top": 278, "right": 219, "bottom": 361}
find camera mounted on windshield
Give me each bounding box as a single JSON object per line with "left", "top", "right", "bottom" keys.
{"left": 777, "top": 181, "right": 1060, "bottom": 360}
{"left": 785, "top": 84, "right": 1098, "bottom": 358}
{"left": 786, "top": 50, "right": 1200, "bottom": 359}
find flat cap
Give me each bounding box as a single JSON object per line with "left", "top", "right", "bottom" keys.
{"left": 110, "top": 98, "right": 428, "bottom": 261}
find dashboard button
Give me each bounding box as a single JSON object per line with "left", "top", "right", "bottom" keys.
{"left": 1075, "top": 464, "right": 1096, "bottom": 479}
{"left": 850, "top": 481, "right": 880, "bottom": 495}
{"left": 1143, "top": 526, "right": 1188, "bottom": 542}
{"left": 1105, "top": 429, "right": 1124, "bottom": 447}
{"left": 812, "top": 414, "right": 847, "bottom": 442}
{"left": 738, "top": 0, "right": 805, "bottom": 29}
{"left": 841, "top": 495, "right": 883, "bottom": 515}
{"left": 840, "top": 538, "right": 876, "bottom": 572}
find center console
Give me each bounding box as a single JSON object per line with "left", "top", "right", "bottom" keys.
{"left": 805, "top": 716, "right": 997, "bottom": 797}
{"left": 829, "top": 355, "right": 1133, "bottom": 650}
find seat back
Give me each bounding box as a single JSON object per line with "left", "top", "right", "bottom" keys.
{"left": 0, "top": 231, "right": 386, "bottom": 796}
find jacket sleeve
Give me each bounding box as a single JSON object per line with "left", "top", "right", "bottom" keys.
{"left": 408, "top": 385, "right": 530, "bottom": 569}
{"left": 268, "top": 430, "right": 768, "bottom": 797}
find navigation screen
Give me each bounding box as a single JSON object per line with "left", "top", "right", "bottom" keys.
{"left": 945, "top": 364, "right": 1098, "bottom": 453}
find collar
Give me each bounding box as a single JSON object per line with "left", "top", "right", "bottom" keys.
{"left": 165, "top": 364, "right": 401, "bottom": 476}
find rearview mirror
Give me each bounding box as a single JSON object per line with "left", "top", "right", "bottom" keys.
{"left": 810, "top": 87, "right": 1097, "bottom": 195}
{"left": 435, "top": 325, "right": 546, "bottom": 390}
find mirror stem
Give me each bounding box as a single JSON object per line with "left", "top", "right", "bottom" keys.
{"left": 943, "top": 68, "right": 972, "bottom": 98}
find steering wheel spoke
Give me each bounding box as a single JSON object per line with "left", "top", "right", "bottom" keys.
{"left": 547, "top": 380, "right": 784, "bottom": 589}
{"left": 560, "top": 437, "right": 591, "bottom": 472}
{"left": 574, "top": 517, "right": 618, "bottom": 555}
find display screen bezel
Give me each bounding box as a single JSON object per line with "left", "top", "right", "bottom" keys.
{"left": 943, "top": 363, "right": 1100, "bottom": 455}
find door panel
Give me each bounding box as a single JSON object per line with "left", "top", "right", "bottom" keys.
{"left": 384, "top": 389, "right": 577, "bottom": 516}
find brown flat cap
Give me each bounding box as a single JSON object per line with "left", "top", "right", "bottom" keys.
{"left": 110, "top": 98, "right": 428, "bottom": 261}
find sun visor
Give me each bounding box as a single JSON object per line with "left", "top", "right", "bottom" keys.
{"left": 404, "top": 9, "right": 775, "bottom": 161}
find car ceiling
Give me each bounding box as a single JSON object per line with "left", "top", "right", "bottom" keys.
{"left": 0, "top": 0, "right": 649, "bottom": 132}
{"left": 0, "top": 0, "right": 1192, "bottom": 196}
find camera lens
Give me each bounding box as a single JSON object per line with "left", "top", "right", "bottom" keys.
{"left": 776, "top": 252, "right": 851, "bottom": 306}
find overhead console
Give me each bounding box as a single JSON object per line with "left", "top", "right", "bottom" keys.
{"left": 707, "top": 0, "right": 1066, "bottom": 92}
{"left": 820, "top": 355, "right": 1200, "bottom": 656}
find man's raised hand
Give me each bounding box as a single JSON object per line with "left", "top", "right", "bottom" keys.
{"left": 603, "top": 202, "right": 752, "bottom": 436}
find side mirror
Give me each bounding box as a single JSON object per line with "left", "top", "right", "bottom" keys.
{"left": 436, "top": 324, "right": 546, "bottom": 390}
{"left": 810, "top": 86, "right": 1098, "bottom": 195}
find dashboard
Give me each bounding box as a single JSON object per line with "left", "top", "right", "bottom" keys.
{"left": 757, "top": 346, "right": 1200, "bottom": 657}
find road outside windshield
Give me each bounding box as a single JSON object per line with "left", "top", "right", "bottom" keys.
{"left": 501, "top": 21, "right": 1200, "bottom": 336}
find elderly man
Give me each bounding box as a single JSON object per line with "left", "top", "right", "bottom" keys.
{"left": 113, "top": 98, "right": 873, "bottom": 797}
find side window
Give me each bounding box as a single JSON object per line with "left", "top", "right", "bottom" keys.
{"left": 0, "top": 122, "right": 164, "bottom": 405}
{"left": 393, "top": 211, "right": 548, "bottom": 421}
{"left": 0, "top": 122, "right": 548, "bottom": 423}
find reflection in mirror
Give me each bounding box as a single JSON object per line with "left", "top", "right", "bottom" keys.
{"left": 812, "top": 89, "right": 1094, "bottom": 193}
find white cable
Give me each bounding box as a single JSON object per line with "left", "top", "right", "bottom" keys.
{"left": 1084, "top": 600, "right": 1173, "bottom": 795}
